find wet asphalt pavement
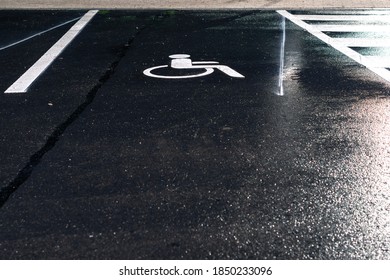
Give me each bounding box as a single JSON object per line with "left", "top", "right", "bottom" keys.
{"left": 0, "top": 10, "right": 389, "bottom": 259}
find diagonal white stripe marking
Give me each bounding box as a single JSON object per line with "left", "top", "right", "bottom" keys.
{"left": 5, "top": 10, "right": 98, "bottom": 94}
{"left": 277, "top": 10, "right": 390, "bottom": 83}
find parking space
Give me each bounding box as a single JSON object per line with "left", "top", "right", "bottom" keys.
{"left": 0, "top": 10, "right": 389, "bottom": 259}
{"left": 0, "top": 10, "right": 158, "bottom": 193}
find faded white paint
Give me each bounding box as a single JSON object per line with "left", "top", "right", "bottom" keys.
{"left": 0, "top": 17, "right": 81, "bottom": 52}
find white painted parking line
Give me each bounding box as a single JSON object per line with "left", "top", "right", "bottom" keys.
{"left": 314, "top": 24, "right": 390, "bottom": 33}
{"left": 0, "top": 17, "right": 81, "bottom": 52}
{"left": 364, "top": 56, "right": 390, "bottom": 68}
{"left": 295, "top": 15, "right": 390, "bottom": 22}
{"left": 277, "top": 10, "right": 390, "bottom": 84}
{"left": 278, "top": 15, "right": 286, "bottom": 96}
{"left": 5, "top": 10, "right": 98, "bottom": 94}
{"left": 331, "top": 38, "right": 390, "bottom": 47}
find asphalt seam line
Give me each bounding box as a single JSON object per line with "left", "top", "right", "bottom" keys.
{"left": 5, "top": 10, "right": 98, "bottom": 94}
{"left": 277, "top": 10, "right": 390, "bottom": 84}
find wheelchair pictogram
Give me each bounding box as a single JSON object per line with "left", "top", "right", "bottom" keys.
{"left": 143, "top": 54, "right": 245, "bottom": 79}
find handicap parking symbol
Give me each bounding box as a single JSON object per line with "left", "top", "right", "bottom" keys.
{"left": 143, "top": 54, "right": 245, "bottom": 79}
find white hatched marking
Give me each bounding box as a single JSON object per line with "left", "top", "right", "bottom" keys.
{"left": 5, "top": 10, "right": 98, "bottom": 94}
{"left": 295, "top": 15, "right": 390, "bottom": 22}
{"left": 277, "top": 10, "right": 390, "bottom": 84}
{"left": 331, "top": 38, "right": 390, "bottom": 47}
{"left": 315, "top": 24, "right": 390, "bottom": 33}
{"left": 364, "top": 56, "right": 390, "bottom": 68}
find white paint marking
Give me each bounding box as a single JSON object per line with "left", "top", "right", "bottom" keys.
{"left": 339, "top": 11, "right": 390, "bottom": 15}
{"left": 331, "top": 38, "right": 390, "bottom": 47}
{"left": 5, "top": 10, "right": 98, "bottom": 94}
{"left": 0, "top": 17, "right": 81, "bottom": 52}
{"left": 144, "top": 54, "right": 244, "bottom": 79}
{"left": 192, "top": 61, "right": 219, "bottom": 65}
{"left": 295, "top": 15, "right": 390, "bottom": 22}
{"left": 278, "top": 15, "right": 286, "bottom": 96}
{"left": 315, "top": 24, "right": 390, "bottom": 33}
{"left": 143, "top": 65, "right": 214, "bottom": 79}
{"left": 364, "top": 56, "right": 390, "bottom": 68}
{"left": 277, "top": 10, "right": 390, "bottom": 83}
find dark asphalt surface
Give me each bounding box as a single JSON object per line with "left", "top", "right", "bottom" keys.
{"left": 0, "top": 10, "right": 389, "bottom": 259}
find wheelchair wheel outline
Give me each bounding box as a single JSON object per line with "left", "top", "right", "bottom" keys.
{"left": 143, "top": 65, "right": 214, "bottom": 79}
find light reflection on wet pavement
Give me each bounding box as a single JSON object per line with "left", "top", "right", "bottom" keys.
{"left": 0, "top": 10, "right": 389, "bottom": 259}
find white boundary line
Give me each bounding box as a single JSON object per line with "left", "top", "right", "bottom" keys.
{"left": 364, "top": 56, "right": 390, "bottom": 68}
{"left": 331, "top": 38, "right": 390, "bottom": 47}
{"left": 295, "top": 14, "right": 390, "bottom": 21}
{"left": 277, "top": 10, "right": 390, "bottom": 83}
{"left": 278, "top": 16, "right": 286, "bottom": 96}
{"left": 5, "top": 10, "right": 99, "bottom": 94}
{"left": 314, "top": 24, "right": 390, "bottom": 33}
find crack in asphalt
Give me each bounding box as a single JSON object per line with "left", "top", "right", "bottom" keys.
{"left": 0, "top": 16, "right": 159, "bottom": 209}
